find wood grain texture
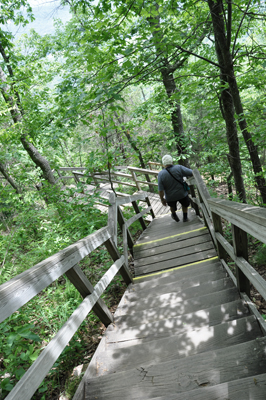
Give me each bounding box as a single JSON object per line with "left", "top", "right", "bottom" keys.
{"left": 114, "top": 287, "right": 240, "bottom": 318}
{"left": 0, "top": 226, "right": 111, "bottom": 323}
{"left": 84, "top": 335, "right": 266, "bottom": 399}
{"left": 134, "top": 248, "right": 217, "bottom": 275}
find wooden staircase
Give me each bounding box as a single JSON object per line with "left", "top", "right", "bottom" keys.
{"left": 78, "top": 210, "right": 266, "bottom": 399}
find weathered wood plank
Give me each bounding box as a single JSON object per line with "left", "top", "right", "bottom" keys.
{"left": 114, "top": 287, "right": 239, "bottom": 318}
{"left": 116, "top": 277, "right": 234, "bottom": 315}
{"left": 134, "top": 240, "right": 214, "bottom": 268}
{"left": 0, "top": 226, "right": 111, "bottom": 323}
{"left": 97, "top": 308, "right": 252, "bottom": 376}
{"left": 232, "top": 224, "right": 250, "bottom": 296}
{"left": 85, "top": 333, "right": 266, "bottom": 400}
{"left": 125, "top": 206, "right": 152, "bottom": 229}
{"left": 133, "top": 227, "right": 209, "bottom": 253}
{"left": 127, "top": 166, "right": 159, "bottom": 176}
{"left": 131, "top": 200, "right": 146, "bottom": 230}
{"left": 157, "top": 373, "right": 266, "bottom": 400}
{"left": 216, "top": 232, "right": 266, "bottom": 301}
{"left": 104, "top": 238, "right": 133, "bottom": 285}
{"left": 209, "top": 198, "right": 266, "bottom": 244}
{"left": 134, "top": 233, "right": 212, "bottom": 261}
{"left": 115, "top": 192, "right": 147, "bottom": 206}
{"left": 65, "top": 265, "right": 113, "bottom": 326}
{"left": 135, "top": 248, "right": 217, "bottom": 275}
{"left": 6, "top": 254, "right": 126, "bottom": 400}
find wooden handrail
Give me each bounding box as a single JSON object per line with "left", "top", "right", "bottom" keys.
{"left": 55, "top": 164, "right": 160, "bottom": 191}
{"left": 0, "top": 189, "right": 155, "bottom": 400}
{"left": 187, "top": 169, "right": 266, "bottom": 334}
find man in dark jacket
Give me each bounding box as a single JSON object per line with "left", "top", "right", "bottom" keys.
{"left": 158, "top": 154, "right": 193, "bottom": 222}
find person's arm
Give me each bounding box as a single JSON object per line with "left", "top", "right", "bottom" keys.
{"left": 159, "top": 190, "right": 167, "bottom": 206}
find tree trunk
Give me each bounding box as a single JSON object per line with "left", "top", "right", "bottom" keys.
{"left": 208, "top": 0, "right": 266, "bottom": 204}
{"left": 114, "top": 112, "right": 154, "bottom": 192}
{"left": 0, "top": 64, "right": 56, "bottom": 186}
{"left": 0, "top": 162, "right": 22, "bottom": 194}
{"left": 147, "top": 13, "right": 189, "bottom": 167}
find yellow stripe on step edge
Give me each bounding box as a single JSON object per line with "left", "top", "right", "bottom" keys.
{"left": 133, "top": 256, "right": 219, "bottom": 281}
{"left": 134, "top": 226, "right": 207, "bottom": 248}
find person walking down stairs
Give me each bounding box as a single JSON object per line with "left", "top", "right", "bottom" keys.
{"left": 158, "top": 154, "right": 193, "bottom": 222}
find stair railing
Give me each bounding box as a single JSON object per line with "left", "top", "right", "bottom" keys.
{"left": 0, "top": 192, "right": 154, "bottom": 400}
{"left": 55, "top": 165, "right": 160, "bottom": 192}
{"left": 188, "top": 169, "right": 266, "bottom": 335}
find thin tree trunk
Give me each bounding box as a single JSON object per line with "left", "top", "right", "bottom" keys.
{"left": 0, "top": 162, "right": 22, "bottom": 194}
{"left": 0, "top": 64, "right": 56, "bottom": 186}
{"left": 114, "top": 112, "right": 154, "bottom": 192}
{"left": 208, "top": 0, "right": 266, "bottom": 204}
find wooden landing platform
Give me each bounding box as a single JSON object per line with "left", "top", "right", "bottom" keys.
{"left": 73, "top": 209, "right": 266, "bottom": 400}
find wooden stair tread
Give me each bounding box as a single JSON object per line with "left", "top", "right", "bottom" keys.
{"left": 151, "top": 373, "right": 266, "bottom": 400}
{"left": 123, "top": 276, "right": 233, "bottom": 304}
{"left": 113, "top": 298, "right": 249, "bottom": 331}
{"left": 106, "top": 305, "right": 253, "bottom": 348}
{"left": 86, "top": 314, "right": 261, "bottom": 379}
{"left": 134, "top": 232, "right": 212, "bottom": 260}
{"left": 133, "top": 259, "right": 222, "bottom": 283}
{"left": 115, "top": 279, "right": 235, "bottom": 315}
{"left": 128, "top": 268, "right": 227, "bottom": 297}
{"left": 85, "top": 337, "right": 266, "bottom": 399}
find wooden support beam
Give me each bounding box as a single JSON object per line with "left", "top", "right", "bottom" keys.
{"left": 117, "top": 206, "right": 134, "bottom": 255}
{"left": 108, "top": 192, "right": 117, "bottom": 246}
{"left": 232, "top": 224, "right": 250, "bottom": 297}
{"left": 189, "top": 185, "right": 200, "bottom": 216}
{"left": 65, "top": 265, "right": 113, "bottom": 326}
{"left": 104, "top": 238, "right": 132, "bottom": 285}
{"left": 212, "top": 211, "right": 227, "bottom": 260}
{"left": 132, "top": 200, "right": 147, "bottom": 231}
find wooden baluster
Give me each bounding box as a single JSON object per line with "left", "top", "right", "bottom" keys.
{"left": 232, "top": 224, "right": 250, "bottom": 297}
{"left": 65, "top": 265, "right": 113, "bottom": 326}
{"left": 130, "top": 170, "right": 141, "bottom": 191}
{"left": 189, "top": 184, "right": 200, "bottom": 216}
{"left": 117, "top": 206, "right": 134, "bottom": 255}
{"left": 145, "top": 195, "right": 155, "bottom": 219}
{"left": 108, "top": 192, "right": 117, "bottom": 246}
{"left": 211, "top": 212, "right": 227, "bottom": 260}
{"left": 132, "top": 200, "right": 147, "bottom": 231}
{"left": 104, "top": 237, "right": 133, "bottom": 285}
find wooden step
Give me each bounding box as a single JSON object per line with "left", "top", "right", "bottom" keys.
{"left": 114, "top": 298, "right": 249, "bottom": 330}
{"left": 114, "top": 287, "right": 240, "bottom": 319}
{"left": 150, "top": 373, "right": 266, "bottom": 400}
{"left": 134, "top": 248, "right": 217, "bottom": 275}
{"left": 92, "top": 315, "right": 261, "bottom": 378}
{"left": 128, "top": 268, "right": 228, "bottom": 297}
{"left": 116, "top": 278, "right": 235, "bottom": 315}
{"left": 123, "top": 276, "right": 234, "bottom": 305}
{"left": 84, "top": 336, "right": 266, "bottom": 399}
{"left": 107, "top": 299, "right": 250, "bottom": 344}
{"left": 134, "top": 231, "right": 211, "bottom": 259}
{"left": 134, "top": 240, "right": 215, "bottom": 268}
{"left": 133, "top": 259, "right": 222, "bottom": 283}
{"left": 136, "top": 220, "right": 206, "bottom": 244}
{"left": 134, "top": 227, "right": 209, "bottom": 254}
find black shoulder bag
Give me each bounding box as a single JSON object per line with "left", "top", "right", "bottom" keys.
{"left": 166, "top": 167, "right": 190, "bottom": 192}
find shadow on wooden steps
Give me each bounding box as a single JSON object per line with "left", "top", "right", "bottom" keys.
{"left": 73, "top": 213, "right": 266, "bottom": 400}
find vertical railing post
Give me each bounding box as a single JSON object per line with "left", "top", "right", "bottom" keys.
{"left": 108, "top": 192, "right": 117, "bottom": 246}
{"left": 117, "top": 206, "right": 134, "bottom": 255}
{"left": 232, "top": 224, "right": 250, "bottom": 297}
{"left": 189, "top": 184, "right": 200, "bottom": 216}
{"left": 130, "top": 170, "right": 141, "bottom": 191}
{"left": 132, "top": 200, "right": 147, "bottom": 231}
{"left": 211, "top": 211, "right": 227, "bottom": 260}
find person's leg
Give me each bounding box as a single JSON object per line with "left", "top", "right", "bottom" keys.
{"left": 168, "top": 201, "right": 179, "bottom": 222}
{"left": 179, "top": 196, "right": 190, "bottom": 221}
